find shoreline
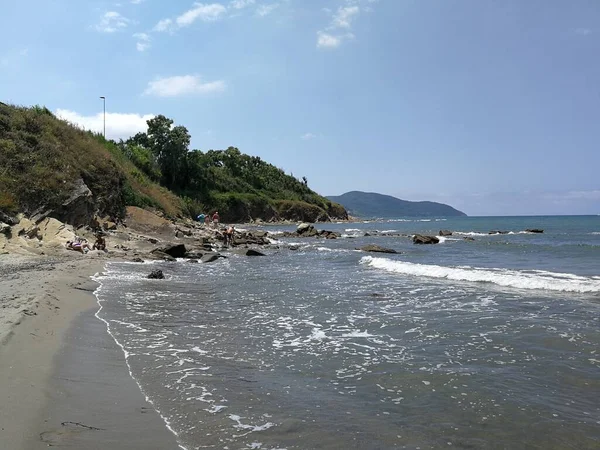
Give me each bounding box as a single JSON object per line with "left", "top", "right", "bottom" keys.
{"left": 0, "top": 256, "right": 178, "bottom": 449}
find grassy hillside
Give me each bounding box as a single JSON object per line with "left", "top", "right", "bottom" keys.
{"left": 0, "top": 104, "right": 345, "bottom": 224}
{"left": 327, "top": 191, "right": 466, "bottom": 218}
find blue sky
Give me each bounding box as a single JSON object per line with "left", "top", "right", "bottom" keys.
{"left": 1, "top": 0, "right": 600, "bottom": 216}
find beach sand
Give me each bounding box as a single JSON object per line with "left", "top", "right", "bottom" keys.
{"left": 0, "top": 255, "right": 179, "bottom": 449}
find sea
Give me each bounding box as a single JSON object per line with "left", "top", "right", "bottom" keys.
{"left": 93, "top": 216, "right": 600, "bottom": 450}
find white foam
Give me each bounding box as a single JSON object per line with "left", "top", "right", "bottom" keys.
{"left": 345, "top": 228, "right": 360, "bottom": 232}
{"left": 591, "top": 232, "right": 600, "bottom": 235}
{"left": 360, "top": 256, "right": 600, "bottom": 293}
{"left": 341, "top": 330, "right": 374, "bottom": 338}
{"left": 455, "top": 231, "right": 489, "bottom": 237}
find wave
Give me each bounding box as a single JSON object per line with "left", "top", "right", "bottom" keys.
{"left": 592, "top": 232, "right": 600, "bottom": 235}
{"left": 359, "top": 256, "right": 600, "bottom": 293}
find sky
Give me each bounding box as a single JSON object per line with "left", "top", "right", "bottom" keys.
{"left": 1, "top": 0, "right": 600, "bottom": 216}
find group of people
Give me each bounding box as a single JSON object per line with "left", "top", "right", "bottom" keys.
{"left": 196, "top": 211, "right": 220, "bottom": 228}
{"left": 65, "top": 233, "right": 106, "bottom": 254}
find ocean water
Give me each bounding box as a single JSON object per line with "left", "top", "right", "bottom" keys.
{"left": 93, "top": 216, "right": 600, "bottom": 450}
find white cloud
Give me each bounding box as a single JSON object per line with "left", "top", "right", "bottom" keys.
{"left": 55, "top": 109, "right": 154, "bottom": 140}
{"left": 256, "top": 3, "right": 279, "bottom": 17}
{"left": 301, "top": 133, "right": 317, "bottom": 140}
{"left": 317, "top": 32, "right": 342, "bottom": 49}
{"left": 154, "top": 18, "right": 173, "bottom": 32}
{"left": 575, "top": 27, "right": 592, "bottom": 35}
{"left": 96, "top": 11, "right": 130, "bottom": 33}
{"left": 131, "top": 0, "right": 145, "bottom": 3}
{"left": 155, "top": 2, "right": 227, "bottom": 32}
{"left": 332, "top": 6, "right": 359, "bottom": 29}
{"left": 316, "top": 1, "right": 374, "bottom": 49}
{"left": 231, "top": 0, "right": 255, "bottom": 9}
{"left": 134, "top": 32, "right": 151, "bottom": 51}
{"left": 144, "top": 75, "right": 226, "bottom": 97}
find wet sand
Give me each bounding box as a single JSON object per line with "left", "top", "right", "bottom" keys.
{"left": 0, "top": 257, "right": 179, "bottom": 449}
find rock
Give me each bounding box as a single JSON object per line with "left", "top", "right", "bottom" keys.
{"left": 103, "top": 221, "right": 117, "bottom": 231}
{"left": 187, "top": 259, "right": 199, "bottom": 263}
{"left": 357, "top": 245, "right": 398, "bottom": 254}
{"left": 525, "top": 229, "right": 544, "bottom": 233}
{"left": 162, "top": 244, "right": 187, "bottom": 258}
{"left": 297, "top": 223, "right": 313, "bottom": 234}
{"left": 0, "top": 211, "right": 18, "bottom": 226}
{"left": 148, "top": 237, "right": 159, "bottom": 244}
{"left": 489, "top": 230, "right": 509, "bottom": 235}
{"left": 439, "top": 230, "right": 453, "bottom": 236}
{"left": 201, "top": 253, "right": 221, "bottom": 263}
{"left": 251, "top": 231, "right": 268, "bottom": 238}
{"left": 413, "top": 234, "right": 439, "bottom": 244}
{"left": 463, "top": 237, "right": 475, "bottom": 241}
{"left": 288, "top": 245, "right": 299, "bottom": 251}
{"left": 0, "top": 222, "right": 11, "bottom": 235}
{"left": 132, "top": 257, "right": 144, "bottom": 263}
{"left": 149, "top": 250, "right": 176, "bottom": 261}
{"left": 236, "top": 249, "right": 265, "bottom": 256}
{"left": 364, "top": 232, "right": 371, "bottom": 237}
{"left": 176, "top": 227, "right": 192, "bottom": 237}
{"left": 147, "top": 269, "right": 164, "bottom": 279}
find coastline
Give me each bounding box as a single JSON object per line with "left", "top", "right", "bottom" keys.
{"left": 0, "top": 256, "right": 178, "bottom": 449}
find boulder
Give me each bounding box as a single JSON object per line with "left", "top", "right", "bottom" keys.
{"left": 439, "top": 230, "right": 453, "bottom": 236}
{"left": 149, "top": 250, "right": 176, "bottom": 262}
{"left": 288, "top": 245, "right": 299, "bottom": 251}
{"left": 147, "top": 270, "right": 164, "bottom": 279}
{"left": 463, "top": 237, "right": 475, "bottom": 241}
{"left": 525, "top": 229, "right": 544, "bottom": 233}
{"left": 413, "top": 234, "right": 439, "bottom": 245}
{"left": 251, "top": 231, "right": 268, "bottom": 239}
{"left": 0, "top": 222, "right": 11, "bottom": 235}
{"left": 187, "top": 259, "right": 199, "bottom": 263}
{"left": 132, "top": 257, "right": 144, "bottom": 263}
{"left": 489, "top": 230, "right": 509, "bottom": 235}
{"left": 148, "top": 238, "right": 159, "bottom": 244}
{"left": 162, "top": 244, "right": 187, "bottom": 258}
{"left": 297, "top": 223, "right": 313, "bottom": 234}
{"left": 0, "top": 211, "right": 18, "bottom": 226}
{"left": 357, "top": 245, "right": 398, "bottom": 254}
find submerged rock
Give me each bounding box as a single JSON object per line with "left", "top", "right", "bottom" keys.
{"left": 147, "top": 269, "right": 164, "bottom": 279}
{"left": 357, "top": 244, "right": 398, "bottom": 254}
{"left": 236, "top": 249, "right": 265, "bottom": 256}
{"left": 201, "top": 253, "right": 223, "bottom": 263}
{"left": 413, "top": 234, "right": 439, "bottom": 244}
{"left": 439, "top": 230, "right": 453, "bottom": 236}
{"left": 463, "top": 237, "right": 475, "bottom": 241}
{"left": 488, "top": 230, "right": 509, "bottom": 235}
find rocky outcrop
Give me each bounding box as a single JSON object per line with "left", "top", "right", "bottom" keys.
{"left": 357, "top": 245, "right": 398, "bottom": 254}
{"left": 0, "top": 211, "right": 18, "bottom": 226}
{"left": 525, "top": 229, "right": 544, "bottom": 233}
{"left": 439, "top": 230, "right": 452, "bottom": 236}
{"left": 413, "top": 234, "right": 439, "bottom": 244}
{"left": 201, "top": 253, "right": 224, "bottom": 263}
{"left": 489, "top": 230, "right": 509, "bottom": 235}
{"left": 147, "top": 269, "right": 164, "bottom": 279}
{"left": 47, "top": 178, "right": 96, "bottom": 227}
{"left": 463, "top": 237, "right": 475, "bottom": 241}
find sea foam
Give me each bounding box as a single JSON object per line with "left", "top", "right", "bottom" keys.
{"left": 360, "top": 256, "right": 600, "bottom": 293}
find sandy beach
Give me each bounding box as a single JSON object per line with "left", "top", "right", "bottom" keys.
{"left": 0, "top": 254, "right": 179, "bottom": 449}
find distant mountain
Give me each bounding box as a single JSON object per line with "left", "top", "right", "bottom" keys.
{"left": 326, "top": 191, "right": 466, "bottom": 218}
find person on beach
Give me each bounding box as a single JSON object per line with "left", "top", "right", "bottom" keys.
{"left": 66, "top": 237, "right": 91, "bottom": 254}
{"left": 212, "top": 211, "right": 220, "bottom": 228}
{"left": 93, "top": 233, "right": 106, "bottom": 251}
{"left": 224, "top": 225, "right": 235, "bottom": 246}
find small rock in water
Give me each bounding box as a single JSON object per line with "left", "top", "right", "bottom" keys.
{"left": 525, "top": 228, "right": 544, "bottom": 233}
{"left": 357, "top": 245, "right": 398, "bottom": 254}
{"left": 439, "top": 230, "right": 453, "bottom": 236}
{"left": 132, "top": 257, "right": 144, "bottom": 263}
{"left": 147, "top": 269, "right": 164, "bottom": 279}
{"left": 412, "top": 235, "right": 439, "bottom": 245}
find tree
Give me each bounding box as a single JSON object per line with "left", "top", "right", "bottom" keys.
{"left": 145, "top": 115, "right": 190, "bottom": 190}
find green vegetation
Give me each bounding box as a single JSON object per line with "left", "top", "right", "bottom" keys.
{"left": 0, "top": 104, "right": 346, "bottom": 223}
{"left": 327, "top": 191, "right": 466, "bottom": 218}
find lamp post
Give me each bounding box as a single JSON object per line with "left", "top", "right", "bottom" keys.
{"left": 99, "top": 96, "right": 106, "bottom": 138}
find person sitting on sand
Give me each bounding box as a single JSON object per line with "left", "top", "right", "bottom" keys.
{"left": 93, "top": 233, "right": 106, "bottom": 251}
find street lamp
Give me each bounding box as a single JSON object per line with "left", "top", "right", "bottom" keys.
{"left": 99, "top": 96, "right": 106, "bottom": 139}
